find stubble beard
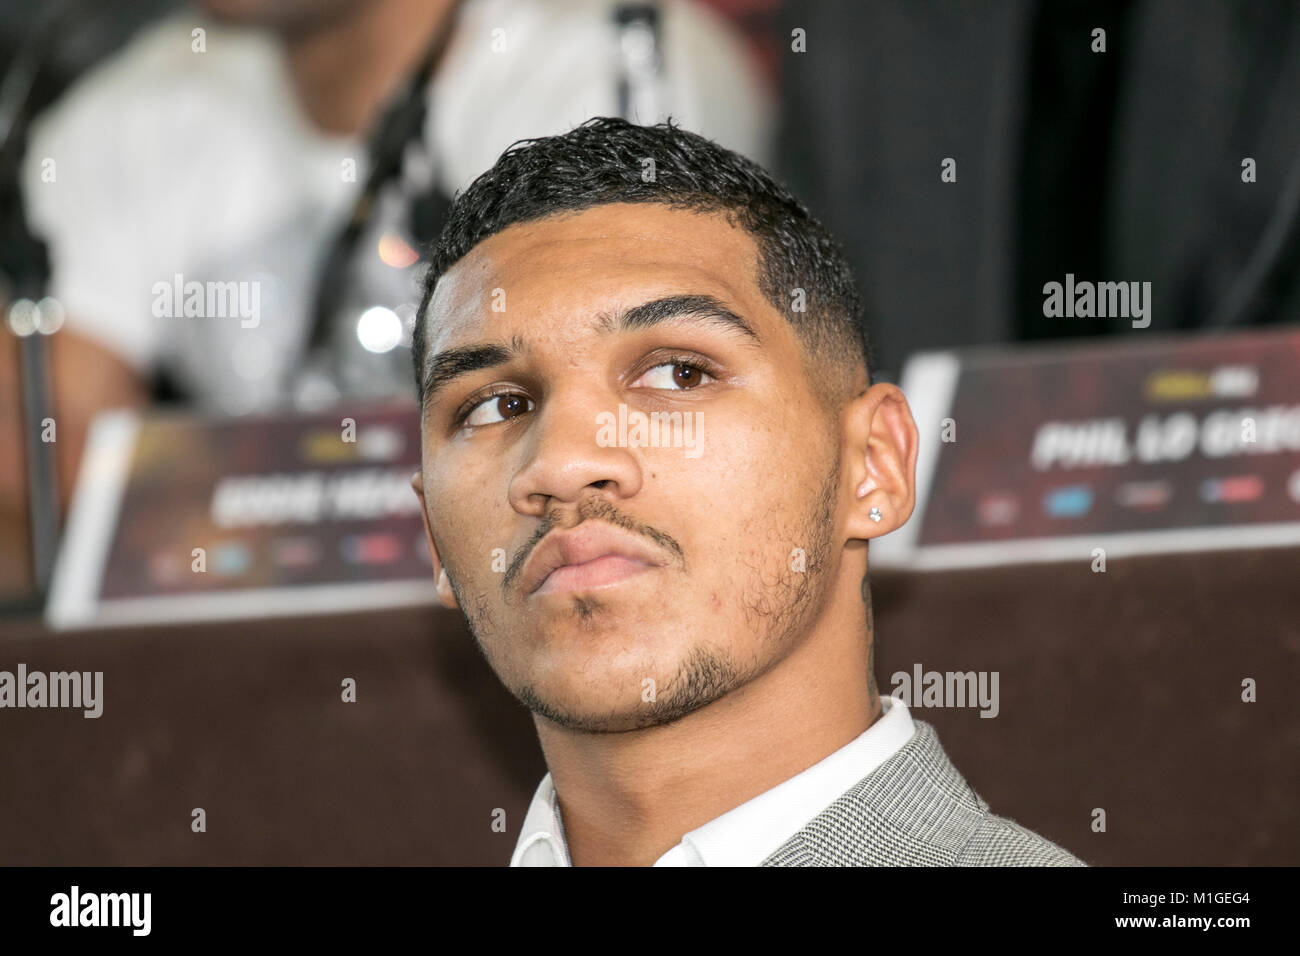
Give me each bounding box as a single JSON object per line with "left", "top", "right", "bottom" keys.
{"left": 451, "top": 450, "right": 844, "bottom": 734}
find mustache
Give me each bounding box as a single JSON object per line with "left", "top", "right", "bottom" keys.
{"left": 501, "top": 497, "right": 684, "bottom": 594}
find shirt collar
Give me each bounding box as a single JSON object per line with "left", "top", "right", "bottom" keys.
{"left": 510, "top": 695, "right": 916, "bottom": 867}
{"left": 511, "top": 773, "right": 569, "bottom": 867}
{"left": 667, "top": 693, "right": 915, "bottom": 866}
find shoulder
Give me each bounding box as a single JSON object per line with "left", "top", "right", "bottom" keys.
{"left": 24, "top": 12, "right": 287, "bottom": 222}
{"left": 763, "top": 719, "right": 1088, "bottom": 867}
{"left": 27, "top": 13, "right": 279, "bottom": 148}
{"left": 955, "top": 812, "right": 1087, "bottom": 867}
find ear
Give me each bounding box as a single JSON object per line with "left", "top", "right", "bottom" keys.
{"left": 842, "top": 383, "right": 919, "bottom": 543}
{"left": 410, "top": 469, "right": 461, "bottom": 610}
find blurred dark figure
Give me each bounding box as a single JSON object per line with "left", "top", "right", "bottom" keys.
{"left": 777, "top": 0, "right": 1300, "bottom": 382}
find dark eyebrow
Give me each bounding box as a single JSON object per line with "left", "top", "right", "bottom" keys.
{"left": 602, "top": 294, "right": 761, "bottom": 345}
{"left": 422, "top": 334, "right": 527, "bottom": 417}
{"left": 421, "top": 295, "right": 759, "bottom": 415}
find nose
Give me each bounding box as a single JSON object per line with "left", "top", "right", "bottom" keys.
{"left": 507, "top": 385, "right": 646, "bottom": 516}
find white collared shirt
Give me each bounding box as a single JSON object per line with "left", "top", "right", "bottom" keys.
{"left": 510, "top": 694, "right": 917, "bottom": 866}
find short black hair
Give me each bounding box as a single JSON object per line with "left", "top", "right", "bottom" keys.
{"left": 412, "top": 116, "right": 870, "bottom": 412}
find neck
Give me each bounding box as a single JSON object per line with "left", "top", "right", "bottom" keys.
{"left": 281, "top": 0, "right": 455, "bottom": 137}
{"left": 537, "top": 550, "right": 880, "bottom": 867}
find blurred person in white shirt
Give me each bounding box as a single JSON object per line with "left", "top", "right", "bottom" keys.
{"left": 5, "top": 0, "right": 770, "bottom": 548}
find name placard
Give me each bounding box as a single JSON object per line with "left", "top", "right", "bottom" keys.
{"left": 872, "top": 326, "right": 1300, "bottom": 569}
{"left": 46, "top": 398, "right": 433, "bottom": 629}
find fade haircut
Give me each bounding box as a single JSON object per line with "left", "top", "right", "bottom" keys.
{"left": 412, "top": 116, "right": 870, "bottom": 414}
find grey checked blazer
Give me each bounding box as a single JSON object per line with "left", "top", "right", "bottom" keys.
{"left": 760, "top": 718, "right": 1087, "bottom": 866}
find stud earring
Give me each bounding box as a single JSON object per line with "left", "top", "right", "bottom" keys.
{"left": 869, "top": 506, "right": 882, "bottom": 522}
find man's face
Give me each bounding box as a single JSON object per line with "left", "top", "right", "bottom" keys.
{"left": 413, "top": 203, "right": 851, "bottom": 733}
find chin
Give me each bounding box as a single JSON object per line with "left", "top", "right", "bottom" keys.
{"left": 517, "top": 688, "right": 709, "bottom": 734}
{"left": 512, "top": 641, "right": 745, "bottom": 733}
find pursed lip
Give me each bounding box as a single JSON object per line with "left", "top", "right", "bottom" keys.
{"left": 520, "top": 523, "right": 667, "bottom": 596}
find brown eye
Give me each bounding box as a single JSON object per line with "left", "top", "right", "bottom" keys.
{"left": 463, "top": 392, "right": 534, "bottom": 428}
{"left": 634, "top": 360, "right": 715, "bottom": 390}
{"left": 673, "top": 364, "right": 702, "bottom": 387}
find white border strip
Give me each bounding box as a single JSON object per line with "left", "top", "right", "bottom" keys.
{"left": 45, "top": 579, "right": 439, "bottom": 632}
{"left": 907, "top": 520, "right": 1300, "bottom": 570}
{"left": 45, "top": 409, "right": 141, "bottom": 630}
